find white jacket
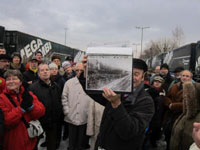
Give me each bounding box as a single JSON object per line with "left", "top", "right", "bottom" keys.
{"left": 62, "top": 77, "right": 91, "bottom": 125}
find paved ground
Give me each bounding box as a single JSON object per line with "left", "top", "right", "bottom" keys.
{"left": 38, "top": 137, "right": 69, "bottom": 150}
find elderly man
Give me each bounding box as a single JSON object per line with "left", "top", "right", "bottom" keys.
{"left": 80, "top": 56, "right": 154, "bottom": 150}
{"left": 62, "top": 63, "right": 90, "bottom": 150}
{"left": 30, "top": 63, "right": 62, "bottom": 150}
{"left": 164, "top": 70, "right": 193, "bottom": 150}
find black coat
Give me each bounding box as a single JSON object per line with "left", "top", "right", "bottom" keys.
{"left": 29, "top": 79, "right": 62, "bottom": 127}
{"left": 86, "top": 83, "right": 155, "bottom": 150}
{"left": 51, "top": 74, "right": 66, "bottom": 92}
{"left": 23, "top": 69, "right": 38, "bottom": 84}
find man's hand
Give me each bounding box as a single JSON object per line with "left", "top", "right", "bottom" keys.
{"left": 102, "top": 88, "right": 121, "bottom": 108}
{"left": 81, "top": 55, "right": 88, "bottom": 78}
{"left": 192, "top": 122, "right": 200, "bottom": 148}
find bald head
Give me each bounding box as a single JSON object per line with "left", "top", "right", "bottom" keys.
{"left": 75, "top": 63, "right": 84, "bottom": 78}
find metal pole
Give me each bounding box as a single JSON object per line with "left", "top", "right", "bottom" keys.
{"left": 136, "top": 26, "right": 150, "bottom": 57}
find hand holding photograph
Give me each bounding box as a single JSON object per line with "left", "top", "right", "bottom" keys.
{"left": 86, "top": 47, "right": 133, "bottom": 93}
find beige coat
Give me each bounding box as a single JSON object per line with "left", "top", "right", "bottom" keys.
{"left": 86, "top": 101, "right": 104, "bottom": 150}
{"left": 62, "top": 77, "right": 91, "bottom": 125}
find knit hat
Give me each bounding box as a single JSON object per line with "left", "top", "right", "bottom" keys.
{"left": 49, "top": 62, "right": 58, "bottom": 69}
{"left": 62, "top": 61, "right": 71, "bottom": 68}
{"left": 154, "top": 75, "right": 164, "bottom": 83}
{"left": 160, "top": 63, "right": 169, "bottom": 70}
{"left": 0, "top": 54, "right": 11, "bottom": 61}
{"left": 11, "top": 52, "right": 22, "bottom": 62}
{"left": 133, "top": 58, "right": 148, "bottom": 72}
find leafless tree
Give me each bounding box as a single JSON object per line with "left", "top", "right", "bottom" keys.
{"left": 140, "top": 26, "right": 185, "bottom": 59}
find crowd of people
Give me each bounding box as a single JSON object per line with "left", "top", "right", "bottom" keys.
{"left": 0, "top": 45, "right": 200, "bottom": 150}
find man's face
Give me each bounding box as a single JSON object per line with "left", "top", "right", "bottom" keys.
{"left": 0, "top": 59, "right": 10, "bottom": 70}
{"left": 133, "top": 68, "right": 144, "bottom": 88}
{"left": 38, "top": 64, "right": 50, "bottom": 81}
{"left": 35, "top": 53, "right": 42, "bottom": 61}
{"left": 180, "top": 70, "right": 192, "bottom": 83}
{"left": 160, "top": 68, "right": 168, "bottom": 76}
{"left": 75, "top": 64, "right": 84, "bottom": 78}
{"left": 52, "top": 59, "right": 61, "bottom": 67}
{"left": 0, "top": 49, "right": 6, "bottom": 54}
{"left": 155, "top": 66, "right": 160, "bottom": 75}
{"left": 30, "top": 60, "right": 38, "bottom": 70}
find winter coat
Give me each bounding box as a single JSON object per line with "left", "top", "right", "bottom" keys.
{"left": 0, "top": 77, "right": 5, "bottom": 94}
{"left": 62, "top": 77, "right": 90, "bottom": 126}
{"left": 23, "top": 69, "right": 38, "bottom": 84}
{"left": 0, "top": 108, "right": 4, "bottom": 150}
{"left": 29, "top": 79, "right": 62, "bottom": 128}
{"left": 161, "top": 73, "right": 174, "bottom": 93}
{"left": 86, "top": 101, "right": 104, "bottom": 150}
{"left": 164, "top": 82, "right": 183, "bottom": 125}
{"left": 0, "top": 108, "right": 3, "bottom": 137}
{"left": 10, "top": 63, "right": 26, "bottom": 74}
{"left": 51, "top": 74, "right": 66, "bottom": 92}
{"left": 86, "top": 82, "right": 155, "bottom": 150}
{"left": 170, "top": 82, "right": 200, "bottom": 150}
{"left": 147, "top": 86, "right": 166, "bottom": 129}
{"left": 0, "top": 86, "right": 45, "bottom": 150}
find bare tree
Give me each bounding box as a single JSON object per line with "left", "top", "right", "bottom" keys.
{"left": 172, "top": 26, "right": 184, "bottom": 46}
{"left": 140, "top": 26, "right": 185, "bottom": 59}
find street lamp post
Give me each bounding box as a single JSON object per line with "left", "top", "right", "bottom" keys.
{"left": 136, "top": 26, "right": 150, "bottom": 56}
{"left": 132, "top": 43, "right": 140, "bottom": 58}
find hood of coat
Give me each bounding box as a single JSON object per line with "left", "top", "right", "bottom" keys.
{"left": 183, "top": 82, "right": 200, "bottom": 119}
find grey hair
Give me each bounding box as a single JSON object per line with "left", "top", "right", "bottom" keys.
{"left": 4, "top": 69, "right": 23, "bottom": 81}
{"left": 38, "top": 63, "right": 49, "bottom": 73}
{"left": 181, "top": 70, "right": 193, "bottom": 78}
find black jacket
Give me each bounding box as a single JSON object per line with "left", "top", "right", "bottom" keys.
{"left": 51, "top": 74, "right": 66, "bottom": 92}
{"left": 23, "top": 69, "right": 38, "bottom": 84}
{"left": 84, "top": 82, "right": 155, "bottom": 150}
{"left": 29, "top": 79, "right": 62, "bottom": 127}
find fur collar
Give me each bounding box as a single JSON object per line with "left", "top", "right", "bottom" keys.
{"left": 183, "top": 82, "right": 200, "bottom": 119}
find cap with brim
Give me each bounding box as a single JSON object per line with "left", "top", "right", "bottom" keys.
{"left": 154, "top": 76, "right": 164, "bottom": 83}
{"left": 133, "top": 58, "right": 148, "bottom": 72}
{"left": 0, "top": 54, "right": 11, "bottom": 61}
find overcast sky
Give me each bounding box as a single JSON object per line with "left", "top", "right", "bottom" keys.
{"left": 0, "top": 0, "right": 200, "bottom": 52}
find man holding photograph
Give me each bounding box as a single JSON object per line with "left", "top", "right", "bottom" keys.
{"left": 80, "top": 56, "right": 154, "bottom": 150}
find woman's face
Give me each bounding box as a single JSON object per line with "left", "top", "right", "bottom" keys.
{"left": 6, "top": 75, "right": 22, "bottom": 91}
{"left": 153, "top": 80, "right": 162, "bottom": 88}
{"left": 12, "top": 56, "right": 20, "bottom": 64}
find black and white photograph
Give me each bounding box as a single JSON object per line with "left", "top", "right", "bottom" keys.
{"left": 86, "top": 47, "right": 133, "bottom": 93}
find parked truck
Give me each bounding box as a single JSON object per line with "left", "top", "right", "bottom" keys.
{"left": 0, "top": 26, "right": 82, "bottom": 63}
{"left": 146, "top": 41, "right": 200, "bottom": 81}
